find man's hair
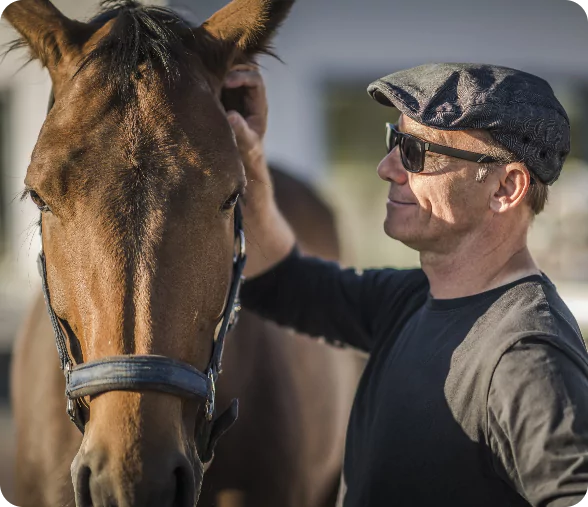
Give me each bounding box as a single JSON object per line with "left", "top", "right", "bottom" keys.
{"left": 475, "top": 132, "right": 549, "bottom": 216}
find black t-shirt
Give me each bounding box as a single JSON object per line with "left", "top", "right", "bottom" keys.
{"left": 240, "top": 248, "right": 588, "bottom": 507}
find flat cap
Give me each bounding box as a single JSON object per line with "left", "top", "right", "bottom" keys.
{"left": 367, "top": 63, "right": 570, "bottom": 185}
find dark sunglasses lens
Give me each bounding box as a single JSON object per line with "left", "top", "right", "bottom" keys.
{"left": 386, "top": 125, "right": 396, "bottom": 154}
{"left": 402, "top": 137, "right": 424, "bottom": 173}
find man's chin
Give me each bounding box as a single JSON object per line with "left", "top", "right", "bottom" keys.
{"left": 383, "top": 220, "right": 422, "bottom": 251}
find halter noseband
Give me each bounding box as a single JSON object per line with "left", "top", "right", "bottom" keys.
{"left": 38, "top": 91, "right": 246, "bottom": 463}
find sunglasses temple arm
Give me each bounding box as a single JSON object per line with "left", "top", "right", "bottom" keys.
{"left": 425, "top": 142, "right": 495, "bottom": 164}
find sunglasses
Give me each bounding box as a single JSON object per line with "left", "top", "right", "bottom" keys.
{"left": 385, "top": 123, "right": 497, "bottom": 173}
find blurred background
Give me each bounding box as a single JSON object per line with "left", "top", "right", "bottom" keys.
{"left": 1, "top": 0, "right": 587, "bottom": 500}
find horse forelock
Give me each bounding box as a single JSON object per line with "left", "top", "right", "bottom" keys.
{"left": 75, "top": 0, "right": 221, "bottom": 100}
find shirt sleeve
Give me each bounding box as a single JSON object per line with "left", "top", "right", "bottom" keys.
{"left": 239, "top": 246, "right": 427, "bottom": 353}
{"left": 487, "top": 337, "right": 588, "bottom": 507}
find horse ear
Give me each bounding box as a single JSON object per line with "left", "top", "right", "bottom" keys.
{"left": 199, "top": 0, "right": 295, "bottom": 65}
{"left": 2, "top": 0, "right": 92, "bottom": 74}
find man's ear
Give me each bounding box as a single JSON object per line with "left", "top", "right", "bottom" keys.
{"left": 196, "top": 0, "right": 295, "bottom": 76}
{"left": 2, "top": 0, "right": 94, "bottom": 78}
{"left": 489, "top": 162, "right": 532, "bottom": 213}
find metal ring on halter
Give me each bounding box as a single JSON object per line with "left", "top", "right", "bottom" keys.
{"left": 205, "top": 370, "right": 216, "bottom": 422}
{"left": 239, "top": 229, "right": 246, "bottom": 258}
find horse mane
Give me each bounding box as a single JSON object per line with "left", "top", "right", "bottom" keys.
{"left": 4, "top": 0, "right": 285, "bottom": 103}
{"left": 80, "top": 0, "right": 282, "bottom": 95}
{"left": 77, "top": 0, "right": 208, "bottom": 98}
{"left": 3, "top": 0, "right": 226, "bottom": 99}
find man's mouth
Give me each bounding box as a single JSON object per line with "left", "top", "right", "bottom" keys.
{"left": 387, "top": 198, "right": 416, "bottom": 206}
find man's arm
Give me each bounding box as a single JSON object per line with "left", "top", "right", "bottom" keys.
{"left": 488, "top": 338, "right": 588, "bottom": 507}
{"left": 240, "top": 247, "right": 427, "bottom": 351}
{"left": 224, "top": 66, "right": 296, "bottom": 278}
{"left": 223, "top": 66, "right": 428, "bottom": 351}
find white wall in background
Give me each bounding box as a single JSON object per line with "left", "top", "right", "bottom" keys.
{"left": 172, "top": 0, "right": 588, "bottom": 181}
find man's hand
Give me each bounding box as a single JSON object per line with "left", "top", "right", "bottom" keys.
{"left": 224, "top": 65, "right": 272, "bottom": 196}
{"left": 223, "top": 65, "right": 296, "bottom": 278}
{"left": 224, "top": 64, "right": 268, "bottom": 139}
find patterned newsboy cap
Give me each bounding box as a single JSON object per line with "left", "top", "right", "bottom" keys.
{"left": 367, "top": 63, "right": 570, "bottom": 185}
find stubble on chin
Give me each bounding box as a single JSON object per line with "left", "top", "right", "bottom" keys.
{"left": 383, "top": 215, "right": 425, "bottom": 252}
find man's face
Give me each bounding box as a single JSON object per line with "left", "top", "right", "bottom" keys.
{"left": 377, "top": 115, "right": 495, "bottom": 253}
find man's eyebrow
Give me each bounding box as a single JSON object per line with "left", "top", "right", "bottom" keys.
{"left": 399, "top": 121, "right": 460, "bottom": 148}
{"left": 404, "top": 125, "right": 437, "bottom": 142}
{"left": 398, "top": 125, "right": 420, "bottom": 137}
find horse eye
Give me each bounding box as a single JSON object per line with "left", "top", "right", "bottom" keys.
{"left": 29, "top": 190, "right": 49, "bottom": 212}
{"left": 222, "top": 191, "right": 240, "bottom": 211}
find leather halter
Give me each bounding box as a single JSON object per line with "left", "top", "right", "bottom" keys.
{"left": 38, "top": 92, "right": 246, "bottom": 463}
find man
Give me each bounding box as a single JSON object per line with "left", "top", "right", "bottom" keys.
{"left": 223, "top": 63, "right": 588, "bottom": 506}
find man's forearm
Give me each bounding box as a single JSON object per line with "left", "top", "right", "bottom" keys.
{"left": 241, "top": 167, "right": 296, "bottom": 278}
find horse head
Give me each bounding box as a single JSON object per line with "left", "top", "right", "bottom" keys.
{"left": 3, "top": 0, "right": 293, "bottom": 505}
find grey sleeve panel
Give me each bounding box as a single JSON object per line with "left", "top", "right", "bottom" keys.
{"left": 488, "top": 338, "right": 588, "bottom": 507}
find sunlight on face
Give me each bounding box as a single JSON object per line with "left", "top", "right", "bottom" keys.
{"left": 377, "top": 115, "right": 496, "bottom": 254}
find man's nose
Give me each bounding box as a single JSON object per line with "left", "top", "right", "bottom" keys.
{"left": 377, "top": 148, "right": 408, "bottom": 185}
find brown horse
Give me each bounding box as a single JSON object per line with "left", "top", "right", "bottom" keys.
{"left": 4, "top": 1, "right": 361, "bottom": 506}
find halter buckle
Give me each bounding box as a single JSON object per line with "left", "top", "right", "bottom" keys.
{"left": 67, "top": 397, "right": 74, "bottom": 414}
{"left": 229, "top": 300, "right": 242, "bottom": 328}
{"left": 65, "top": 363, "right": 76, "bottom": 419}
{"left": 205, "top": 370, "right": 216, "bottom": 422}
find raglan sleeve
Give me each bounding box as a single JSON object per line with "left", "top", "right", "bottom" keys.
{"left": 239, "top": 246, "right": 424, "bottom": 353}
{"left": 487, "top": 337, "right": 588, "bottom": 507}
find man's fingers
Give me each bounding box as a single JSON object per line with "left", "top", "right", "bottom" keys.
{"left": 227, "top": 110, "right": 244, "bottom": 131}
{"left": 227, "top": 111, "right": 257, "bottom": 148}
{"left": 223, "top": 70, "right": 267, "bottom": 114}
{"left": 228, "top": 63, "right": 259, "bottom": 74}
{"left": 223, "top": 66, "right": 268, "bottom": 141}
{"left": 227, "top": 110, "right": 266, "bottom": 180}
{"left": 227, "top": 110, "right": 251, "bottom": 133}
{"left": 224, "top": 70, "right": 265, "bottom": 90}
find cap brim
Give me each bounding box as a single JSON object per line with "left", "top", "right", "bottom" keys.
{"left": 369, "top": 87, "right": 395, "bottom": 108}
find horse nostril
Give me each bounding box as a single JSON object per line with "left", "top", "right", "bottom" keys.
{"left": 173, "top": 458, "right": 196, "bottom": 507}
{"left": 73, "top": 448, "right": 195, "bottom": 507}
{"left": 74, "top": 464, "right": 93, "bottom": 507}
